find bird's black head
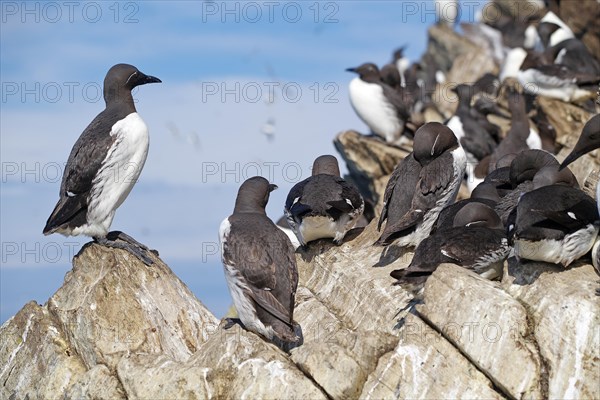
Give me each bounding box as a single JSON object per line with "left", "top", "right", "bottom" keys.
{"left": 233, "top": 176, "right": 277, "bottom": 214}
{"left": 413, "top": 122, "right": 459, "bottom": 165}
{"left": 103, "top": 63, "right": 161, "bottom": 105}
{"left": 509, "top": 149, "right": 558, "bottom": 187}
{"left": 453, "top": 202, "right": 503, "bottom": 230}
{"left": 560, "top": 114, "right": 600, "bottom": 170}
{"left": 537, "top": 22, "right": 561, "bottom": 48}
{"left": 392, "top": 45, "right": 407, "bottom": 62}
{"left": 451, "top": 83, "right": 476, "bottom": 103}
{"left": 532, "top": 165, "right": 579, "bottom": 190}
{"left": 471, "top": 182, "right": 501, "bottom": 203}
{"left": 346, "top": 63, "right": 380, "bottom": 83}
{"left": 312, "top": 155, "right": 340, "bottom": 176}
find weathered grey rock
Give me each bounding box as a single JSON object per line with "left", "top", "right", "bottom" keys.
{"left": 503, "top": 260, "right": 600, "bottom": 400}
{"left": 67, "top": 364, "right": 125, "bottom": 399}
{"left": 47, "top": 243, "right": 219, "bottom": 371}
{"left": 188, "top": 322, "right": 327, "bottom": 399}
{"left": 360, "top": 313, "right": 504, "bottom": 400}
{"left": 446, "top": 47, "right": 499, "bottom": 88}
{"left": 0, "top": 302, "right": 88, "bottom": 400}
{"left": 117, "top": 353, "right": 211, "bottom": 399}
{"left": 424, "top": 24, "right": 477, "bottom": 75}
{"left": 291, "top": 287, "right": 397, "bottom": 399}
{"left": 417, "top": 264, "right": 545, "bottom": 399}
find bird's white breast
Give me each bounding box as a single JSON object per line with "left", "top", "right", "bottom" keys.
{"left": 348, "top": 77, "right": 401, "bottom": 142}
{"left": 81, "top": 112, "right": 149, "bottom": 237}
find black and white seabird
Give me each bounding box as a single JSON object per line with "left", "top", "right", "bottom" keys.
{"left": 392, "top": 202, "right": 509, "bottom": 282}
{"left": 43, "top": 63, "right": 161, "bottom": 264}
{"left": 560, "top": 114, "right": 600, "bottom": 172}
{"left": 495, "top": 149, "right": 574, "bottom": 225}
{"left": 511, "top": 184, "right": 599, "bottom": 267}
{"left": 537, "top": 11, "right": 574, "bottom": 49}
{"left": 560, "top": 113, "right": 600, "bottom": 214}
{"left": 219, "top": 176, "right": 302, "bottom": 349}
{"left": 432, "top": 183, "right": 500, "bottom": 234}
{"left": 347, "top": 63, "right": 411, "bottom": 144}
{"left": 445, "top": 84, "right": 498, "bottom": 161}
{"left": 488, "top": 86, "right": 541, "bottom": 172}
{"left": 502, "top": 47, "right": 598, "bottom": 102}
{"left": 445, "top": 83, "right": 499, "bottom": 191}
{"left": 392, "top": 46, "right": 410, "bottom": 88}
{"left": 376, "top": 122, "right": 466, "bottom": 246}
{"left": 284, "top": 155, "right": 364, "bottom": 246}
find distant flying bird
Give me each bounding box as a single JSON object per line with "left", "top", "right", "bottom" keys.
{"left": 284, "top": 155, "right": 364, "bottom": 246}
{"left": 220, "top": 176, "right": 302, "bottom": 350}
{"left": 43, "top": 63, "right": 161, "bottom": 264}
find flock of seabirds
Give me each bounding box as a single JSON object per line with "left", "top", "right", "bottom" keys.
{"left": 41, "top": 1, "right": 600, "bottom": 350}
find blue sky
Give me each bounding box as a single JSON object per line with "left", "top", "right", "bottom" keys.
{"left": 1, "top": 1, "right": 486, "bottom": 323}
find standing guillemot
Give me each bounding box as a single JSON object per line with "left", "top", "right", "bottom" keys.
{"left": 445, "top": 83, "right": 499, "bottom": 192}
{"left": 220, "top": 177, "right": 302, "bottom": 350}
{"left": 284, "top": 155, "right": 364, "bottom": 246}
{"left": 487, "top": 86, "right": 541, "bottom": 173}
{"left": 391, "top": 203, "right": 509, "bottom": 283}
{"left": 376, "top": 123, "right": 466, "bottom": 246}
{"left": 346, "top": 63, "right": 411, "bottom": 144}
{"left": 392, "top": 46, "right": 410, "bottom": 88}
{"left": 445, "top": 84, "right": 498, "bottom": 161}
{"left": 43, "top": 63, "right": 161, "bottom": 264}
{"left": 511, "top": 184, "right": 599, "bottom": 267}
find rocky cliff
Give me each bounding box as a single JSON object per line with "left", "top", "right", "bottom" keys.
{"left": 2, "top": 1, "right": 600, "bottom": 398}
{"left": 2, "top": 130, "right": 599, "bottom": 399}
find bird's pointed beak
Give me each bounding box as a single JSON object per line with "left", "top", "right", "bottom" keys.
{"left": 143, "top": 74, "right": 162, "bottom": 84}
{"left": 346, "top": 67, "right": 357, "bottom": 73}
{"left": 268, "top": 184, "right": 278, "bottom": 192}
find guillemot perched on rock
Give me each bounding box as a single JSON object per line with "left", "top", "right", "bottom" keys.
{"left": 376, "top": 122, "right": 466, "bottom": 246}
{"left": 284, "top": 155, "right": 364, "bottom": 246}
{"left": 43, "top": 63, "right": 161, "bottom": 264}
{"left": 220, "top": 177, "right": 302, "bottom": 350}
{"left": 511, "top": 184, "right": 599, "bottom": 267}
{"left": 392, "top": 202, "right": 509, "bottom": 284}
{"left": 487, "top": 85, "right": 541, "bottom": 173}
{"left": 346, "top": 63, "right": 411, "bottom": 144}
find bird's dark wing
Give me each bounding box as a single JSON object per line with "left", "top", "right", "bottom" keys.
{"left": 438, "top": 228, "right": 507, "bottom": 266}
{"left": 419, "top": 152, "right": 455, "bottom": 195}
{"left": 44, "top": 109, "right": 121, "bottom": 234}
{"left": 223, "top": 220, "right": 296, "bottom": 325}
{"left": 326, "top": 178, "right": 364, "bottom": 219}
{"left": 381, "top": 84, "right": 411, "bottom": 120}
{"left": 378, "top": 154, "right": 419, "bottom": 231}
{"left": 376, "top": 153, "right": 456, "bottom": 245}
